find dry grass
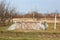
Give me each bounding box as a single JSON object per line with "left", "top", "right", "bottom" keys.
{"left": 0, "top": 23, "right": 60, "bottom": 40}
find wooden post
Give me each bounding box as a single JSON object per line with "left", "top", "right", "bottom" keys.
{"left": 54, "top": 15, "right": 56, "bottom": 30}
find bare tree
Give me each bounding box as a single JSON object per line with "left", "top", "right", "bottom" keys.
{"left": 0, "top": 0, "right": 17, "bottom": 26}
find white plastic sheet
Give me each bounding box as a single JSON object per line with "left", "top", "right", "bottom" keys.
{"left": 8, "top": 21, "right": 48, "bottom": 30}
{"left": 8, "top": 21, "right": 18, "bottom": 30}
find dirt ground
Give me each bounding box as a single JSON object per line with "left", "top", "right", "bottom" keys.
{"left": 12, "top": 18, "right": 60, "bottom": 23}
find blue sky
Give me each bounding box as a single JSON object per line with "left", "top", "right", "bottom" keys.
{"left": 1, "top": 0, "right": 60, "bottom": 13}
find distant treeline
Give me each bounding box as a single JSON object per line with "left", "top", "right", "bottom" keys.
{"left": 15, "top": 12, "right": 60, "bottom": 18}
